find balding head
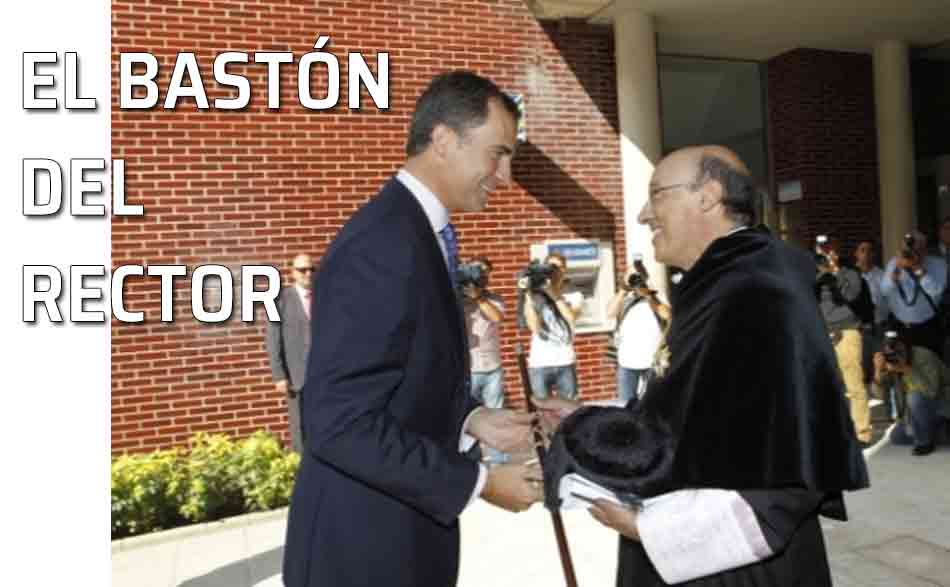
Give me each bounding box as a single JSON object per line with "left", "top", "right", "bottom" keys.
{"left": 638, "top": 145, "right": 758, "bottom": 269}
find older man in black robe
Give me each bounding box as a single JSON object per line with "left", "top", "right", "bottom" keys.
{"left": 538, "top": 145, "right": 869, "bottom": 586}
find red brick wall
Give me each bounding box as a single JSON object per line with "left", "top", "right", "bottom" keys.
{"left": 111, "top": 2, "right": 624, "bottom": 453}
{"left": 766, "top": 48, "right": 880, "bottom": 254}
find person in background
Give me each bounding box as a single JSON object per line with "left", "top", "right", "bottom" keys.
{"left": 815, "top": 237, "right": 871, "bottom": 446}
{"left": 522, "top": 251, "right": 584, "bottom": 400}
{"left": 460, "top": 256, "right": 508, "bottom": 463}
{"left": 854, "top": 239, "right": 889, "bottom": 409}
{"left": 880, "top": 229, "right": 946, "bottom": 356}
{"left": 606, "top": 260, "right": 670, "bottom": 404}
{"left": 266, "top": 253, "right": 315, "bottom": 453}
{"left": 872, "top": 329, "right": 948, "bottom": 456}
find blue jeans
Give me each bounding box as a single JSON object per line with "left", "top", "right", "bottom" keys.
{"left": 471, "top": 368, "right": 505, "bottom": 409}
{"left": 889, "top": 392, "right": 940, "bottom": 447}
{"left": 529, "top": 365, "right": 578, "bottom": 400}
{"left": 471, "top": 368, "right": 508, "bottom": 463}
{"left": 616, "top": 367, "right": 646, "bottom": 405}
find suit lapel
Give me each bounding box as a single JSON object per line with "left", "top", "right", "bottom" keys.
{"left": 389, "top": 179, "right": 469, "bottom": 372}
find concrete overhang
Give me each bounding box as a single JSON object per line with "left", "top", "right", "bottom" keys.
{"left": 527, "top": 0, "right": 950, "bottom": 60}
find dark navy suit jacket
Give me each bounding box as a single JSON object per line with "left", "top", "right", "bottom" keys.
{"left": 283, "top": 177, "right": 481, "bottom": 587}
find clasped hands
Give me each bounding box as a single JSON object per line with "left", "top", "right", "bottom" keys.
{"left": 467, "top": 400, "right": 641, "bottom": 541}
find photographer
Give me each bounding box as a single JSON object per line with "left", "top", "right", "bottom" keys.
{"left": 606, "top": 259, "right": 671, "bottom": 404}
{"left": 814, "top": 236, "right": 871, "bottom": 445}
{"left": 879, "top": 229, "right": 946, "bottom": 356}
{"left": 872, "top": 330, "right": 946, "bottom": 456}
{"left": 459, "top": 257, "right": 507, "bottom": 463}
{"left": 521, "top": 252, "right": 583, "bottom": 400}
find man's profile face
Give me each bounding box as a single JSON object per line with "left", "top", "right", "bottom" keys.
{"left": 441, "top": 99, "right": 517, "bottom": 213}
{"left": 638, "top": 152, "right": 703, "bottom": 269}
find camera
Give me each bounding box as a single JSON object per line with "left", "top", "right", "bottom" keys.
{"left": 814, "top": 234, "right": 833, "bottom": 268}
{"left": 626, "top": 272, "right": 647, "bottom": 290}
{"left": 901, "top": 233, "right": 917, "bottom": 260}
{"left": 881, "top": 330, "right": 907, "bottom": 364}
{"left": 517, "top": 260, "right": 558, "bottom": 291}
{"left": 455, "top": 262, "right": 487, "bottom": 290}
{"left": 626, "top": 253, "right": 650, "bottom": 290}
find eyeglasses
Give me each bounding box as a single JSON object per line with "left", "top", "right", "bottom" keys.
{"left": 293, "top": 267, "right": 314, "bottom": 273}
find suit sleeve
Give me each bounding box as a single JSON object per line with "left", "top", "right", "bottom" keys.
{"left": 265, "top": 292, "right": 289, "bottom": 383}
{"left": 305, "top": 240, "right": 479, "bottom": 526}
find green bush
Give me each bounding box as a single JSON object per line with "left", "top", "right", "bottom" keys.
{"left": 111, "top": 430, "right": 299, "bottom": 540}
{"left": 111, "top": 448, "right": 187, "bottom": 538}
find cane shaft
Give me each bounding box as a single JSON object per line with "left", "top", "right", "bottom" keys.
{"left": 516, "top": 343, "right": 578, "bottom": 587}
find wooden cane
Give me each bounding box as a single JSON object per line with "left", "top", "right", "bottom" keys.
{"left": 516, "top": 342, "right": 579, "bottom": 587}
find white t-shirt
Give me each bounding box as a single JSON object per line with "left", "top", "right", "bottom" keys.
{"left": 528, "top": 291, "right": 583, "bottom": 368}
{"left": 617, "top": 297, "right": 663, "bottom": 369}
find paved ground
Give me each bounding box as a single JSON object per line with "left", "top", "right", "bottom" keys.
{"left": 112, "top": 440, "right": 950, "bottom": 587}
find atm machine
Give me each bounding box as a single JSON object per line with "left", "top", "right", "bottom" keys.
{"left": 529, "top": 239, "right": 616, "bottom": 334}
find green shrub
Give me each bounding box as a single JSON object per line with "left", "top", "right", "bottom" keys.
{"left": 179, "top": 433, "right": 245, "bottom": 523}
{"left": 111, "top": 430, "right": 299, "bottom": 540}
{"left": 234, "top": 431, "right": 301, "bottom": 512}
{"left": 111, "top": 448, "right": 187, "bottom": 538}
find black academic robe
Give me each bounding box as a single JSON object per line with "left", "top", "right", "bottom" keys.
{"left": 618, "top": 227, "right": 869, "bottom": 586}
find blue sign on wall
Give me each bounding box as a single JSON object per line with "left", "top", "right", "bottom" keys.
{"left": 548, "top": 242, "right": 599, "bottom": 262}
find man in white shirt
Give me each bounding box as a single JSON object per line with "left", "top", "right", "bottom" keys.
{"left": 606, "top": 267, "right": 670, "bottom": 403}
{"left": 283, "top": 71, "right": 542, "bottom": 587}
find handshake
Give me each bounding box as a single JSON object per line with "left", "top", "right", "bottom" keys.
{"left": 466, "top": 407, "right": 547, "bottom": 512}
{"left": 467, "top": 400, "right": 585, "bottom": 512}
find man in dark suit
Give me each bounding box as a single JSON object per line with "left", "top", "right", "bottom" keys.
{"left": 266, "top": 253, "right": 314, "bottom": 453}
{"left": 283, "top": 71, "right": 543, "bottom": 587}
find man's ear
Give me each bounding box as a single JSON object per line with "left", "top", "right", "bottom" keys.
{"left": 699, "top": 179, "right": 723, "bottom": 212}
{"left": 430, "top": 123, "right": 457, "bottom": 160}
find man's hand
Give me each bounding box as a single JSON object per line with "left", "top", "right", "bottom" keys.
{"left": 531, "top": 397, "right": 582, "bottom": 437}
{"left": 589, "top": 499, "right": 640, "bottom": 541}
{"left": 467, "top": 408, "right": 535, "bottom": 453}
{"left": 275, "top": 380, "right": 291, "bottom": 396}
{"left": 480, "top": 461, "right": 544, "bottom": 512}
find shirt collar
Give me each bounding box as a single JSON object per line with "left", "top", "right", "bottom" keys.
{"left": 726, "top": 225, "right": 750, "bottom": 237}
{"left": 396, "top": 169, "right": 450, "bottom": 233}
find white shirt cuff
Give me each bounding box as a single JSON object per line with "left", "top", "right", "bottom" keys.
{"left": 466, "top": 463, "right": 488, "bottom": 508}
{"left": 637, "top": 490, "right": 773, "bottom": 584}
{"left": 458, "top": 406, "right": 484, "bottom": 453}
{"left": 459, "top": 406, "right": 487, "bottom": 508}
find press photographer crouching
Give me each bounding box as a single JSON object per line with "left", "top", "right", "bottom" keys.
{"left": 879, "top": 230, "right": 947, "bottom": 357}
{"left": 606, "top": 255, "right": 671, "bottom": 404}
{"left": 872, "top": 330, "right": 949, "bottom": 456}
{"left": 457, "top": 257, "right": 509, "bottom": 463}
{"left": 518, "top": 252, "right": 583, "bottom": 400}
{"left": 814, "top": 235, "right": 873, "bottom": 445}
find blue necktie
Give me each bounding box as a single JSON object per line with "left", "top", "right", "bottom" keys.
{"left": 439, "top": 223, "right": 459, "bottom": 288}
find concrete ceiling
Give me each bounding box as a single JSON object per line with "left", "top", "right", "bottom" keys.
{"left": 528, "top": 0, "right": 950, "bottom": 60}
